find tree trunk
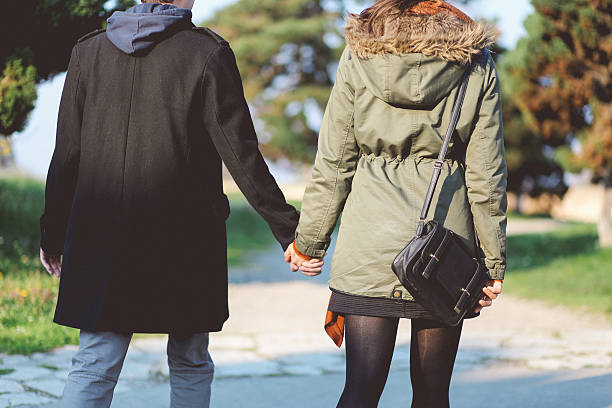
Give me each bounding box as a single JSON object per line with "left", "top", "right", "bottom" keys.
{"left": 598, "top": 168, "right": 612, "bottom": 248}
{"left": 0, "top": 136, "right": 15, "bottom": 169}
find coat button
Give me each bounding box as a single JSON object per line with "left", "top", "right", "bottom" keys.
{"left": 392, "top": 290, "right": 402, "bottom": 299}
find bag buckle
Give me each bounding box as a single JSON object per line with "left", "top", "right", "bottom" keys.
{"left": 422, "top": 253, "right": 440, "bottom": 279}
{"left": 454, "top": 288, "right": 472, "bottom": 314}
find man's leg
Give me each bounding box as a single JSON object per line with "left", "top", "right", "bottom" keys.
{"left": 167, "top": 332, "right": 214, "bottom": 408}
{"left": 61, "top": 331, "right": 132, "bottom": 408}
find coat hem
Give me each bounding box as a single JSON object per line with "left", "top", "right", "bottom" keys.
{"left": 53, "top": 317, "right": 227, "bottom": 334}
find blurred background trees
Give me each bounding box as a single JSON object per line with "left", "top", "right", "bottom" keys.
{"left": 0, "top": 0, "right": 135, "bottom": 167}
{"left": 206, "top": 0, "right": 358, "bottom": 162}
{"left": 502, "top": 0, "right": 612, "bottom": 246}
{"left": 2, "top": 0, "right": 611, "bottom": 245}
{"left": 205, "top": 0, "right": 569, "bottom": 198}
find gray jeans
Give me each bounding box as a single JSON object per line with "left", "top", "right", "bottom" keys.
{"left": 61, "top": 331, "right": 214, "bottom": 408}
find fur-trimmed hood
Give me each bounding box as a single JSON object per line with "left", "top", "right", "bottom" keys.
{"left": 344, "top": 6, "right": 495, "bottom": 63}
{"left": 343, "top": 6, "right": 495, "bottom": 108}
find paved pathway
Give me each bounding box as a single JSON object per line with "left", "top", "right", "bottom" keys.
{"left": 1, "top": 218, "right": 611, "bottom": 407}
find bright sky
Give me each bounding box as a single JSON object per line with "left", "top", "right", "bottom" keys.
{"left": 13, "top": 0, "right": 533, "bottom": 179}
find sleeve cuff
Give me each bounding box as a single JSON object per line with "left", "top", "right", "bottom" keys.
{"left": 295, "top": 233, "right": 328, "bottom": 259}
{"left": 488, "top": 264, "right": 505, "bottom": 280}
{"left": 40, "top": 215, "right": 64, "bottom": 256}
{"left": 293, "top": 241, "right": 313, "bottom": 261}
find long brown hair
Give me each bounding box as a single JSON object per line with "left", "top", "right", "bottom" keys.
{"left": 353, "top": 0, "right": 472, "bottom": 36}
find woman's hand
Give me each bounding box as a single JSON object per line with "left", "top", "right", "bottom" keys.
{"left": 474, "top": 280, "right": 502, "bottom": 313}
{"left": 284, "top": 243, "right": 324, "bottom": 276}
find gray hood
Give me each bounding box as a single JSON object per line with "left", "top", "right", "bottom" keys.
{"left": 106, "top": 3, "right": 192, "bottom": 55}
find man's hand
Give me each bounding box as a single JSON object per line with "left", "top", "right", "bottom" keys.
{"left": 284, "top": 244, "right": 324, "bottom": 276}
{"left": 40, "top": 248, "right": 62, "bottom": 278}
{"left": 474, "top": 280, "right": 502, "bottom": 313}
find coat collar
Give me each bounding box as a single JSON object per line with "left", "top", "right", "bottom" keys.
{"left": 344, "top": 3, "right": 496, "bottom": 64}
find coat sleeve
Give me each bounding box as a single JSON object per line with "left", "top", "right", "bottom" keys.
{"left": 40, "top": 46, "right": 84, "bottom": 255}
{"left": 465, "top": 54, "right": 508, "bottom": 280}
{"left": 294, "top": 48, "right": 360, "bottom": 258}
{"left": 201, "top": 44, "right": 299, "bottom": 250}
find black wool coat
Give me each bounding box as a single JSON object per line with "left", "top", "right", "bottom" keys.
{"left": 40, "top": 26, "right": 300, "bottom": 333}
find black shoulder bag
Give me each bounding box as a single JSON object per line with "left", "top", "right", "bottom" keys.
{"left": 391, "top": 65, "right": 491, "bottom": 327}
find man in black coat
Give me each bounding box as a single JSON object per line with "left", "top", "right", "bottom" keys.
{"left": 39, "top": 0, "right": 321, "bottom": 406}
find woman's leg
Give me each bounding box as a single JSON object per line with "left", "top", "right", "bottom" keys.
{"left": 409, "top": 319, "right": 463, "bottom": 408}
{"left": 337, "top": 314, "right": 399, "bottom": 408}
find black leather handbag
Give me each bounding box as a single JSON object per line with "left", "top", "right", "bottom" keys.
{"left": 391, "top": 65, "right": 491, "bottom": 327}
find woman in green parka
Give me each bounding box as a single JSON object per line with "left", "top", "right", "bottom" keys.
{"left": 286, "top": 0, "right": 508, "bottom": 407}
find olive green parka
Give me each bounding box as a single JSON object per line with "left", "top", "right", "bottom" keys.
{"left": 295, "top": 10, "right": 508, "bottom": 302}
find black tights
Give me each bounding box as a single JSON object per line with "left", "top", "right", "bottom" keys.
{"left": 336, "top": 315, "right": 463, "bottom": 408}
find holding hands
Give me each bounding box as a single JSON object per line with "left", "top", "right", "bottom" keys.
{"left": 285, "top": 242, "right": 324, "bottom": 276}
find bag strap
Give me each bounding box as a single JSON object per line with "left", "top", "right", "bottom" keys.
{"left": 416, "top": 65, "right": 472, "bottom": 238}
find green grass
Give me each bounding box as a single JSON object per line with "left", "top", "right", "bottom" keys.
{"left": 3, "top": 174, "right": 610, "bottom": 354}
{"left": 226, "top": 195, "right": 277, "bottom": 266}
{"left": 0, "top": 176, "right": 277, "bottom": 355}
{"left": 507, "top": 212, "right": 553, "bottom": 220}
{"left": 0, "top": 175, "right": 80, "bottom": 354}
{"left": 505, "top": 223, "right": 612, "bottom": 318}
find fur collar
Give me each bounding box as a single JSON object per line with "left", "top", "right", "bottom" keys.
{"left": 344, "top": 10, "right": 496, "bottom": 64}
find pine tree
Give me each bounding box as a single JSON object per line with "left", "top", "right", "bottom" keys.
{"left": 504, "top": 0, "right": 612, "bottom": 246}
{"left": 501, "top": 89, "right": 566, "bottom": 198}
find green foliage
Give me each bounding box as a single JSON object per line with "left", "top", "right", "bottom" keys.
{"left": 0, "top": 176, "right": 45, "bottom": 255}
{"left": 0, "top": 271, "right": 79, "bottom": 355}
{"left": 0, "top": 176, "right": 78, "bottom": 354}
{"left": 226, "top": 195, "right": 277, "bottom": 266}
{"left": 0, "top": 58, "right": 37, "bottom": 136}
{"left": 502, "top": 0, "right": 612, "bottom": 173}
{"left": 0, "top": 0, "right": 136, "bottom": 145}
{"left": 500, "top": 85, "right": 566, "bottom": 196}
{"left": 205, "top": 0, "right": 360, "bottom": 162}
{"left": 506, "top": 223, "right": 612, "bottom": 317}
{"left": 0, "top": 0, "right": 136, "bottom": 81}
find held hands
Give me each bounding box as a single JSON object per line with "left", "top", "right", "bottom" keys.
{"left": 40, "top": 248, "right": 62, "bottom": 278}
{"left": 284, "top": 243, "right": 324, "bottom": 276}
{"left": 474, "top": 280, "right": 502, "bottom": 313}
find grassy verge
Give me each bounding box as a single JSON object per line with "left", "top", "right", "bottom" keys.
{"left": 226, "top": 195, "right": 276, "bottom": 266}
{"left": 3, "top": 174, "right": 609, "bottom": 354}
{"left": 0, "top": 177, "right": 277, "bottom": 354}
{"left": 507, "top": 212, "right": 552, "bottom": 220}
{"left": 505, "top": 223, "right": 612, "bottom": 318}
{"left": 0, "top": 176, "right": 80, "bottom": 354}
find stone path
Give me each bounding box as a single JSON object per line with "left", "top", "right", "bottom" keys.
{"left": 1, "top": 218, "right": 611, "bottom": 407}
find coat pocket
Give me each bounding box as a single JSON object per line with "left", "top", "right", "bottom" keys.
{"left": 211, "top": 194, "right": 231, "bottom": 221}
